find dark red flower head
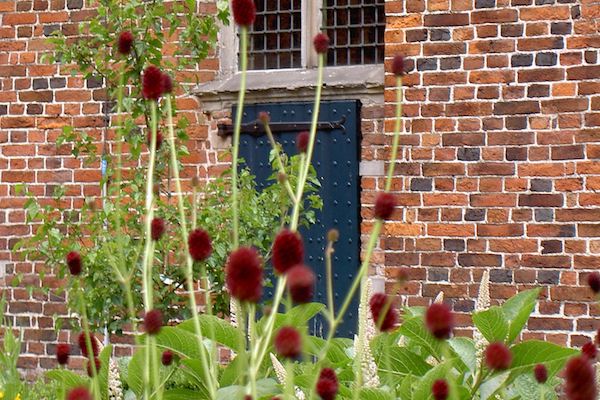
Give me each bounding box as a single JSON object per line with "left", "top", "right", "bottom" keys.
{"left": 425, "top": 303, "right": 454, "bottom": 339}
{"left": 582, "top": 341, "right": 597, "bottom": 360}
{"left": 78, "top": 332, "right": 99, "bottom": 358}
{"left": 316, "top": 368, "right": 339, "bottom": 400}
{"left": 374, "top": 192, "right": 396, "bottom": 220}
{"left": 391, "top": 54, "right": 405, "bottom": 76}
{"left": 226, "top": 247, "right": 263, "bottom": 303}
{"left": 287, "top": 264, "right": 315, "bottom": 304}
{"left": 534, "top": 363, "right": 548, "bottom": 384}
{"left": 244, "top": 396, "right": 253, "bottom": 400}
{"left": 151, "top": 217, "right": 165, "bottom": 241}
{"left": 117, "top": 31, "right": 134, "bottom": 55}
{"left": 432, "top": 379, "right": 449, "bottom": 400}
{"left": 369, "top": 293, "right": 399, "bottom": 332}
{"left": 56, "top": 343, "right": 70, "bottom": 365}
{"left": 274, "top": 326, "right": 302, "bottom": 359}
{"left": 596, "top": 328, "right": 600, "bottom": 346}
{"left": 272, "top": 229, "right": 304, "bottom": 274}
{"left": 86, "top": 357, "right": 101, "bottom": 377}
{"left": 162, "top": 73, "right": 173, "bottom": 95}
{"left": 161, "top": 350, "right": 174, "bottom": 366}
{"left": 231, "top": 0, "right": 256, "bottom": 26}
{"left": 565, "top": 356, "right": 597, "bottom": 400}
{"left": 66, "top": 251, "right": 82, "bottom": 275}
{"left": 258, "top": 111, "right": 270, "bottom": 124}
{"left": 588, "top": 272, "right": 600, "bottom": 294}
{"left": 188, "top": 228, "right": 212, "bottom": 261}
{"left": 485, "top": 342, "right": 512, "bottom": 370}
{"left": 67, "top": 387, "right": 92, "bottom": 400}
{"left": 296, "top": 131, "right": 309, "bottom": 153}
{"left": 142, "top": 65, "right": 164, "bottom": 101}
{"left": 144, "top": 309, "right": 164, "bottom": 335}
{"left": 147, "top": 131, "right": 163, "bottom": 150}
{"left": 313, "top": 33, "right": 330, "bottom": 54}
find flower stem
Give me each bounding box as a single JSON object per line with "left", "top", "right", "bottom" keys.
{"left": 385, "top": 77, "right": 403, "bottom": 192}
{"left": 324, "top": 239, "right": 335, "bottom": 325}
{"left": 231, "top": 26, "right": 249, "bottom": 248}
{"left": 164, "top": 95, "right": 216, "bottom": 397}
{"left": 262, "top": 120, "right": 297, "bottom": 202}
{"left": 77, "top": 280, "right": 100, "bottom": 400}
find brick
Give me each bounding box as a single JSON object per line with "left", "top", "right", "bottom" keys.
{"left": 475, "top": 0, "right": 495, "bottom": 7}
{"left": 535, "top": 52, "right": 558, "bottom": 66}
{"left": 444, "top": 239, "right": 465, "bottom": 251}
{"left": 411, "top": 178, "right": 433, "bottom": 191}
{"left": 417, "top": 58, "right": 438, "bottom": 71}
{"left": 518, "top": 68, "right": 565, "bottom": 82}
{"left": 551, "top": 145, "right": 584, "bottom": 160}
{"left": 442, "top": 133, "right": 485, "bottom": 146}
{"left": 494, "top": 101, "right": 540, "bottom": 115}
{"left": 531, "top": 179, "right": 553, "bottom": 192}
{"left": 528, "top": 224, "right": 576, "bottom": 237}
{"left": 458, "top": 253, "right": 502, "bottom": 266}
{"left": 519, "top": 194, "right": 564, "bottom": 207}
{"left": 424, "top": 13, "right": 470, "bottom": 26}
{"left": 567, "top": 66, "right": 600, "bottom": 80}
{"left": 468, "top": 162, "right": 515, "bottom": 176}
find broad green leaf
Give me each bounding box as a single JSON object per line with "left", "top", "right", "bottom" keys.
{"left": 179, "top": 315, "right": 244, "bottom": 350}
{"left": 180, "top": 359, "right": 211, "bottom": 398}
{"left": 398, "top": 317, "right": 442, "bottom": 359}
{"left": 98, "top": 344, "right": 112, "bottom": 398}
{"left": 215, "top": 378, "right": 278, "bottom": 400}
{"left": 509, "top": 340, "right": 578, "bottom": 378}
{"left": 502, "top": 288, "right": 540, "bottom": 343}
{"left": 358, "top": 388, "right": 395, "bottom": 400}
{"left": 472, "top": 307, "right": 508, "bottom": 343}
{"left": 413, "top": 360, "right": 453, "bottom": 400}
{"left": 45, "top": 369, "right": 88, "bottom": 390}
{"left": 164, "top": 388, "right": 209, "bottom": 399}
{"left": 304, "top": 336, "right": 351, "bottom": 364}
{"left": 219, "top": 355, "right": 243, "bottom": 387}
{"left": 397, "top": 374, "right": 414, "bottom": 400}
{"left": 480, "top": 371, "right": 510, "bottom": 400}
{"left": 152, "top": 326, "right": 210, "bottom": 360}
{"left": 377, "top": 347, "right": 432, "bottom": 377}
{"left": 448, "top": 337, "right": 477, "bottom": 373}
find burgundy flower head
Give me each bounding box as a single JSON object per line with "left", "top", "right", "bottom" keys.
{"left": 316, "top": 368, "right": 339, "bottom": 400}
{"left": 56, "top": 343, "right": 70, "bottom": 365}
{"left": 432, "top": 379, "right": 449, "bottom": 400}
{"left": 117, "top": 31, "right": 134, "bottom": 55}
{"left": 258, "top": 111, "right": 270, "bottom": 124}
{"left": 425, "top": 303, "right": 454, "bottom": 339}
{"left": 296, "top": 131, "right": 309, "bottom": 153}
{"left": 369, "top": 293, "right": 398, "bottom": 332}
{"left": 313, "top": 33, "right": 330, "bottom": 54}
{"left": 485, "top": 342, "right": 512, "bottom": 370}
{"left": 582, "top": 341, "right": 597, "bottom": 360}
{"left": 286, "top": 264, "right": 315, "bottom": 304}
{"left": 231, "top": 0, "right": 256, "bottom": 26}
{"left": 588, "top": 272, "right": 600, "bottom": 294}
{"left": 374, "top": 192, "right": 396, "bottom": 220}
{"left": 144, "top": 309, "right": 164, "bottom": 335}
{"left": 142, "top": 65, "right": 164, "bottom": 100}
{"left": 161, "top": 350, "right": 174, "bottom": 366}
{"left": 67, "top": 387, "right": 92, "bottom": 400}
{"left": 78, "top": 332, "right": 99, "bottom": 358}
{"left": 565, "top": 356, "right": 597, "bottom": 400}
{"left": 534, "top": 363, "right": 548, "bottom": 384}
{"left": 274, "top": 326, "right": 302, "bottom": 359}
{"left": 151, "top": 217, "right": 165, "bottom": 241}
{"left": 162, "top": 73, "right": 173, "bottom": 95}
{"left": 188, "top": 228, "right": 212, "bottom": 261}
{"left": 272, "top": 229, "right": 304, "bottom": 274}
{"left": 147, "top": 131, "right": 163, "bottom": 150}
{"left": 86, "top": 357, "right": 101, "bottom": 377}
{"left": 596, "top": 328, "right": 600, "bottom": 346}
{"left": 225, "top": 247, "right": 263, "bottom": 303}
{"left": 66, "top": 251, "right": 82, "bottom": 275}
{"left": 391, "top": 54, "right": 405, "bottom": 76}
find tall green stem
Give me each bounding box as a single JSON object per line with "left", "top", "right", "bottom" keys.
{"left": 164, "top": 95, "right": 216, "bottom": 397}
{"left": 385, "top": 76, "right": 403, "bottom": 192}
{"left": 262, "top": 121, "right": 297, "bottom": 202}
{"left": 231, "top": 26, "right": 249, "bottom": 248}
{"left": 77, "top": 281, "right": 100, "bottom": 400}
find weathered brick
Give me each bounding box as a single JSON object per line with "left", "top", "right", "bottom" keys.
{"left": 494, "top": 101, "right": 540, "bottom": 115}
{"left": 519, "top": 194, "right": 564, "bottom": 207}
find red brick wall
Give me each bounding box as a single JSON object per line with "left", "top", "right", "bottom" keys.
{"left": 382, "top": 0, "right": 600, "bottom": 347}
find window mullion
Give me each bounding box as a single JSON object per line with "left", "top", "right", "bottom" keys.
{"left": 302, "top": 0, "right": 321, "bottom": 69}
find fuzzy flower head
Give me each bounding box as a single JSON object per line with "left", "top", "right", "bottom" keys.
{"left": 272, "top": 229, "right": 304, "bottom": 274}
{"left": 565, "top": 356, "right": 597, "bottom": 400}
{"left": 225, "top": 247, "right": 263, "bottom": 303}
{"left": 432, "top": 379, "right": 449, "bottom": 400}
{"left": 66, "top": 251, "right": 82, "bottom": 276}
{"left": 258, "top": 111, "right": 270, "bottom": 124}
{"left": 142, "top": 65, "right": 165, "bottom": 100}
{"left": 56, "top": 343, "right": 70, "bottom": 365}
{"left": 485, "top": 342, "right": 512, "bottom": 370}
{"left": 596, "top": 328, "right": 600, "bottom": 346}
{"left": 78, "top": 332, "right": 99, "bottom": 358}
{"left": 86, "top": 357, "right": 101, "bottom": 377}
{"left": 313, "top": 33, "right": 330, "bottom": 54}
{"left": 151, "top": 217, "right": 166, "bottom": 241}
{"left": 274, "top": 326, "right": 302, "bottom": 359}
{"left": 374, "top": 192, "right": 396, "bottom": 220}
{"left": 67, "top": 387, "right": 92, "bottom": 400}
{"left": 117, "top": 31, "right": 134, "bottom": 55}
{"left": 296, "top": 131, "right": 309, "bottom": 153}
{"left": 391, "top": 54, "right": 405, "bottom": 76}
{"left": 286, "top": 264, "right": 315, "bottom": 304}
{"left": 231, "top": 0, "right": 256, "bottom": 26}
{"left": 425, "top": 303, "right": 454, "bottom": 339}
{"left": 188, "top": 228, "right": 212, "bottom": 262}
{"left": 369, "top": 293, "right": 399, "bottom": 332}
{"left": 162, "top": 73, "right": 173, "bottom": 95}
{"left": 316, "top": 368, "right": 338, "bottom": 400}
{"left": 144, "top": 309, "right": 164, "bottom": 335}
{"left": 588, "top": 272, "right": 600, "bottom": 294}
{"left": 582, "top": 341, "right": 597, "bottom": 360}
{"left": 147, "top": 131, "right": 163, "bottom": 150}
{"left": 534, "top": 363, "right": 548, "bottom": 384}
{"left": 161, "top": 350, "right": 174, "bottom": 366}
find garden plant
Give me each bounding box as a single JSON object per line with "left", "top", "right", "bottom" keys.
{"left": 1, "top": 0, "right": 599, "bottom": 399}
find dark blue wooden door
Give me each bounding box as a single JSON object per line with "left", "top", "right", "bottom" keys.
{"left": 237, "top": 100, "right": 361, "bottom": 337}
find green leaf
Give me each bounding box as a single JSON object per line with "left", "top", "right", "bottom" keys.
{"left": 45, "top": 369, "right": 88, "bottom": 390}
{"left": 164, "top": 388, "right": 209, "bottom": 400}
{"left": 215, "top": 378, "right": 278, "bottom": 400}
{"left": 377, "top": 347, "right": 432, "bottom": 377}
{"left": 502, "top": 288, "right": 540, "bottom": 343}
{"left": 398, "top": 317, "right": 442, "bottom": 359}
{"left": 413, "top": 360, "right": 453, "bottom": 400}
{"left": 152, "top": 326, "right": 210, "bottom": 360}
{"left": 357, "top": 388, "right": 395, "bottom": 400}
{"left": 480, "top": 371, "right": 510, "bottom": 400}
{"left": 179, "top": 315, "right": 244, "bottom": 350}
{"left": 304, "top": 336, "right": 351, "bottom": 364}
{"left": 472, "top": 306, "right": 509, "bottom": 343}
{"left": 126, "top": 348, "right": 145, "bottom": 396}
{"left": 179, "top": 359, "right": 210, "bottom": 398}
{"left": 509, "top": 340, "right": 579, "bottom": 378}
{"left": 97, "top": 344, "right": 112, "bottom": 398}
{"left": 448, "top": 337, "right": 477, "bottom": 374}
{"left": 397, "top": 375, "right": 414, "bottom": 400}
